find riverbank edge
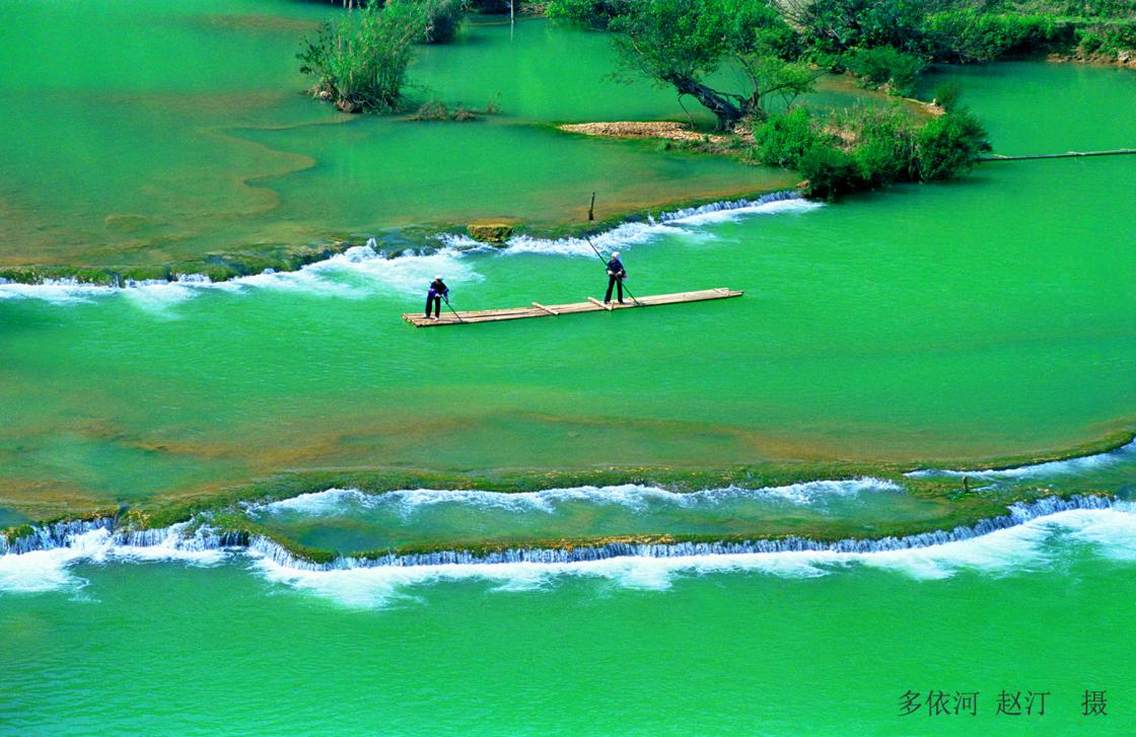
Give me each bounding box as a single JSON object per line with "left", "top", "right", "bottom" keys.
{"left": 3, "top": 430, "right": 1131, "bottom": 564}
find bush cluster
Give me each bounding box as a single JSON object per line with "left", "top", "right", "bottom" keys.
{"left": 752, "top": 107, "right": 815, "bottom": 168}
{"left": 844, "top": 46, "right": 927, "bottom": 96}
{"left": 1075, "top": 22, "right": 1136, "bottom": 57}
{"left": 752, "top": 106, "right": 990, "bottom": 200}
{"left": 419, "top": 0, "right": 466, "bottom": 44}
{"left": 923, "top": 11, "right": 1068, "bottom": 63}
{"left": 545, "top": 0, "right": 628, "bottom": 29}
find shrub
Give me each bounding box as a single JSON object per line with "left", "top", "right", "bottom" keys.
{"left": 844, "top": 108, "right": 918, "bottom": 186}
{"left": 409, "top": 100, "right": 481, "bottom": 121}
{"left": 915, "top": 110, "right": 990, "bottom": 181}
{"left": 299, "top": 0, "right": 465, "bottom": 113}
{"left": 298, "top": 1, "right": 425, "bottom": 113}
{"left": 797, "top": 0, "right": 930, "bottom": 55}
{"left": 413, "top": 0, "right": 466, "bottom": 44}
{"left": 1075, "top": 23, "right": 1136, "bottom": 57}
{"left": 924, "top": 11, "right": 1067, "bottom": 63}
{"left": 845, "top": 45, "right": 927, "bottom": 96}
{"left": 753, "top": 105, "right": 988, "bottom": 196}
{"left": 799, "top": 142, "right": 862, "bottom": 200}
{"left": 545, "top": 0, "right": 629, "bottom": 29}
{"left": 467, "top": 0, "right": 512, "bottom": 13}
{"left": 1055, "top": 0, "right": 1136, "bottom": 17}
{"left": 410, "top": 100, "right": 451, "bottom": 120}
{"left": 752, "top": 108, "right": 817, "bottom": 168}
{"left": 932, "top": 82, "right": 962, "bottom": 112}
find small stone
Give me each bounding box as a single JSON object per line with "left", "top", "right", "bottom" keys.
{"left": 467, "top": 222, "right": 514, "bottom": 245}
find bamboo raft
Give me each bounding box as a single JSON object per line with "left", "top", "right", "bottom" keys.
{"left": 403, "top": 287, "right": 743, "bottom": 327}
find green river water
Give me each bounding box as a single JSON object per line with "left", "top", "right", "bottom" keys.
{"left": 1, "top": 1, "right": 1135, "bottom": 734}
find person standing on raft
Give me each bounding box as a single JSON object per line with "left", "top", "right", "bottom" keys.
{"left": 604, "top": 251, "right": 627, "bottom": 304}
{"left": 425, "top": 275, "right": 449, "bottom": 320}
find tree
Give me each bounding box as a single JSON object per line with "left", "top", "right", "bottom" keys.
{"left": 609, "top": 0, "right": 817, "bottom": 130}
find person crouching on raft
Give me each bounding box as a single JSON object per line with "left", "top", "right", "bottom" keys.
{"left": 604, "top": 251, "right": 627, "bottom": 304}
{"left": 425, "top": 275, "right": 449, "bottom": 320}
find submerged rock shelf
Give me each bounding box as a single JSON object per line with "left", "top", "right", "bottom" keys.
{"left": 0, "top": 191, "right": 802, "bottom": 288}
{"left": 0, "top": 495, "right": 1113, "bottom": 571}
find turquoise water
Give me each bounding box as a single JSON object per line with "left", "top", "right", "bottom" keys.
{"left": 3, "top": 149, "right": 1133, "bottom": 516}
{"left": 2, "top": 504, "right": 1135, "bottom": 735}
{"left": 0, "top": 7, "right": 796, "bottom": 268}
{"left": 2, "top": 3, "right": 1135, "bottom": 732}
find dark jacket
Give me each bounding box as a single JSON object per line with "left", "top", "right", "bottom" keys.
{"left": 428, "top": 279, "right": 449, "bottom": 299}
{"left": 606, "top": 258, "right": 626, "bottom": 279}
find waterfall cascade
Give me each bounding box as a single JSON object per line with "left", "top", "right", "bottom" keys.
{"left": 1, "top": 495, "right": 1113, "bottom": 570}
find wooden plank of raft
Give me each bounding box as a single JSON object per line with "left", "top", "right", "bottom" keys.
{"left": 403, "top": 288, "right": 742, "bottom": 327}
{"left": 532, "top": 302, "right": 559, "bottom": 316}
{"left": 587, "top": 297, "right": 613, "bottom": 311}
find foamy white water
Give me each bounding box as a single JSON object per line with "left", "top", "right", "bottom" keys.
{"left": 0, "top": 195, "right": 816, "bottom": 305}
{"left": 0, "top": 526, "right": 225, "bottom": 594}
{"left": 5, "top": 498, "right": 1132, "bottom": 607}
{"left": 249, "top": 506, "right": 1136, "bottom": 608}
{"left": 251, "top": 477, "right": 901, "bottom": 520}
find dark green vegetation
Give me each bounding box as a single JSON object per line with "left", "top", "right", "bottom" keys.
{"left": 752, "top": 106, "right": 991, "bottom": 198}
{"left": 299, "top": 0, "right": 465, "bottom": 112}
{"left": 550, "top": 0, "right": 1136, "bottom": 98}
{"left": 550, "top": 0, "right": 817, "bottom": 130}
{"left": 604, "top": 0, "right": 817, "bottom": 130}
{"left": 1073, "top": 18, "right": 1136, "bottom": 59}
{"left": 776, "top": 1, "right": 1135, "bottom": 66}
{"left": 844, "top": 45, "right": 926, "bottom": 95}
{"left": 541, "top": 0, "right": 989, "bottom": 197}
{"left": 544, "top": 0, "right": 1134, "bottom": 197}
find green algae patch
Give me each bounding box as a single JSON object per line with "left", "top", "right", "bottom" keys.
{"left": 3, "top": 524, "right": 37, "bottom": 545}
{"left": 122, "top": 480, "right": 1115, "bottom": 567}
{"left": 905, "top": 429, "right": 1135, "bottom": 474}
{"left": 232, "top": 478, "right": 1117, "bottom": 565}
{"left": 0, "top": 241, "right": 358, "bottom": 287}
{"left": 466, "top": 221, "right": 517, "bottom": 245}
{"left": 5, "top": 428, "right": 1129, "bottom": 562}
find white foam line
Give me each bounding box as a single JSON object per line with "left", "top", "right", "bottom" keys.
{"left": 665, "top": 196, "right": 823, "bottom": 226}
{"left": 0, "top": 526, "right": 225, "bottom": 594}
{"left": 0, "top": 278, "right": 115, "bottom": 305}
{"left": 0, "top": 194, "right": 817, "bottom": 305}
{"left": 490, "top": 194, "right": 820, "bottom": 258}
{"left": 907, "top": 438, "right": 1136, "bottom": 480}
{"left": 4, "top": 498, "right": 1132, "bottom": 604}
{"left": 250, "top": 504, "right": 1136, "bottom": 608}
{"left": 250, "top": 478, "right": 900, "bottom": 518}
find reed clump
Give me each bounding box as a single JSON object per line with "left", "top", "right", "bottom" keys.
{"left": 298, "top": 0, "right": 466, "bottom": 114}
